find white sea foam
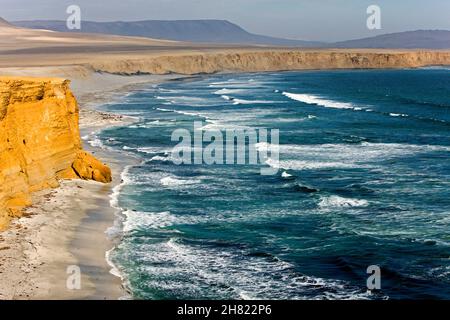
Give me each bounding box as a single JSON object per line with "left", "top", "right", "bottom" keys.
{"left": 105, "top": 248, "right": 126, "bottom": 282}
{"left": 282, "top": 92, "right": 361, "bottom": 110}
{"left": 208, "top": 80, "right": 263, "bottom": 88}
{"left": 198, "top": 121, "right": 250, "bottom": 132}
{"left": 389, "top": 113, "right": 409, "bottom": 117}
{"left": 123, "top": 210, "right": 178, "bottom": 232}
{"left": 175, "top": 110, "right": 203, "bottom": 117}
{"left": 232, "top": 98, "right": 277, "bottom": 105}
{"left": 286, "top": 142, "right": 450, "bottom": 155}
{"left": 319, "top": 196, "right": 369, "bottom": 209}
{"left": 281, "top": 171, "right": 293, "bottom": 179}
{"left": 156, "top": 107, "right": 173, "bottom": 112}
{"left": 109, "top": 165, "right": 134, "bottom": 210}
{"left": 214, "top": 88, "right": 245, "bottom": 95}
{"left": 137, "top": 146, "right": 170, "bottom": 154}
{"left": 157, "top": 88, "right": 180, "bottom": 93}
{"left": 122, "top": 146, "right": 171, "bottom": 157}
{"left": 160, "top": 176, "right": 201, "bottom": 187}
{"left": 129, "top": 120, "right": 167, "bottom": 129}
{"left": 156, "top": 96, "right": 203, "bottom": 103}
{"left": 157, "top": 108, "right": 213, "bottom": 121}
{"left": 260, "top": 141, "right": 450, "bottom": 172}
{"left": 131, "top": 237, "right": 372, "bottom": 300}
{"left": 267, "top": 158, "right": 358, "bottom": 170}
{"left": 88, "top": 137, "right": 104, "bottom": 148}
{"left": 149, "top": 155, "right": 171, "bottom": 162}
{"left": 156, "top": 95, "right": 217, "bottom": 107}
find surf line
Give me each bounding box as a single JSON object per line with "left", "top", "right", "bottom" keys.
{"left": 170, "top": 121, "right": 280, "bottom": 175}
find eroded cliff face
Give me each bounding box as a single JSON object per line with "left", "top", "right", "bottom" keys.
{"left": 89, "top": 50, "right": 450, "bottom": 75}
{"left": 0, "top": 77, "right": 111, "bottom": 229}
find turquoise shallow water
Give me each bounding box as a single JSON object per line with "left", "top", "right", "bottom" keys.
{"left": 93, "top": 68, "right": 450, "bottom": 299}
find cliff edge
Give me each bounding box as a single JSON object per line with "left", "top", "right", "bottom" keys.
{"left": 0, "top": 77, "right": 111, "bottom": 229}
{"left": 89, "top": 50, "right": 450, "bottom": 75}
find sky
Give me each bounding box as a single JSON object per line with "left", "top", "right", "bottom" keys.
{"left": 1, "top": 0, "right": 449, "bottom": 42}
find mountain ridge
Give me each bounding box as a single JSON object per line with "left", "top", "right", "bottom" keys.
{"left": 0, "top": 17, "right": 15, "bottom": 27}
{"left": 333, "top": 30, "right": 450, "bottom": 49}
{"left": 12, "top": 19, "right": 324, "bottom": 47}
{"left": 13, "top": 19, "right": 450, "bottom": 49}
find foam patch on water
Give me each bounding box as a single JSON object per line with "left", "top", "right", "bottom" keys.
{"left": 260, "top": 142, "right": 450, "bottom": 171}
{"left": 198, "top": 121, "right": 250, "bottom": 132}
{"left": 318, "top": 196, "right": 369, "bottom": 209}
{"left": 214, "top": 88, "right": 246, "bottom": 95}
{"left": 283, "top": 92, "right": 362, "bottom": 110}
{"left": 266, "top": 158, "right": 359, "bottom": 170}
{"left": 281, "top": 171, "right": 293, "bottom": 179}
{"left": 160, "top": 176, "right": 201, "bottom": 187}
{"left": 232, "top": 98, "right": 278, "bottom": 105}
{"left": 389, "top": 113, "right": 409, "bottom": 117}
{"left": 118, "top": 237, "right": 372, "bottom": 300}
{"left": 208, "top": 79, "right": 265, "bottom": 89}
{"left": 122, "top": 211, "right": 208, "bottom": 234}
{"left": 87, "top": 136, "right": 104, "bottom": 148}
{"left": 156, "top": 92, "right": 227, "bottom": 107}
{"left": 156, "top": 107, "right": 213, "bottom": 122}
{"left": 137, "top": 146, "right": 170, "bottom": 154}
{"left": 149, "top": 155, "right": 172, "bottom": 162}
{"left": 123, "top": 210, "right": 178, "bottom": 232}
{"left": 156, "top": 107, "right": 173, "bottom": 112}
{"left": 110, "top": 165, "right": 134, "bottom": 210}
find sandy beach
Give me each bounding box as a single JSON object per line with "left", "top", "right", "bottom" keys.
{"left": 0, "top": 72, "right": 181, "bottom": 299}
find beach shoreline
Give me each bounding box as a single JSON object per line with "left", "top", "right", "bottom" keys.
{"left": 2, "top": 63, "right": 449, "bottom": 299}
{"left": 0, "top": 71, "right": 182, "bottom": 300}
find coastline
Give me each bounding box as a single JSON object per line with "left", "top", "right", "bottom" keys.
{"left": 1, "top": 63, "right": 449, "bottom": 299}
{"left": 0, "top": 72, "right": 182, "bottom": 299}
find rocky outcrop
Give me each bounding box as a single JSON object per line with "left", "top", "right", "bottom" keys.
{"left": 0, "top": 77, "right": 111, "bottom": 229}
{"left": 89, "top": 50, "right": 450, "bottom": 75}
{"left": 62, "top": 151, "right": 112, "bottom": 183}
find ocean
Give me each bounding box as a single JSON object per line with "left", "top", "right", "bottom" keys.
{"left": 90, "top": 68, "right": 450, "bottom": 299}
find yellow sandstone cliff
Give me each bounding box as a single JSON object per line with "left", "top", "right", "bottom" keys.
{"left": 0, "top": 77, "right": 111, "bottom": 229}
{"left": 89, "top": 50, "right": 450, "bottom": 75}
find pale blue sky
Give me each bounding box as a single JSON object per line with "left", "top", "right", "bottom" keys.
{"left": 2, "top": 0, "right": 449, "bottom": 41}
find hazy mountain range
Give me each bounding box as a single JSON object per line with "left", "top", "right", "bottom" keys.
{"left": 334, "top": 30, "right": 450, "bottom": 49}
{"left": 12, "top": 19, "right": 450, "bottom": 49}
{"left": 13, "top": 19, "right": 322, "bottom": 47}
{"left": 0, "top": 17, "right": 14, "bottom": 27}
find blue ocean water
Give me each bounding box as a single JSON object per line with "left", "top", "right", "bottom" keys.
{"left": 95, "top": 68, "right": 450, "bottom": 300}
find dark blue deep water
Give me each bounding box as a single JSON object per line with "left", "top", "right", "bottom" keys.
{"left": 93, "top": 68, "right": 450, "bottom": 299}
